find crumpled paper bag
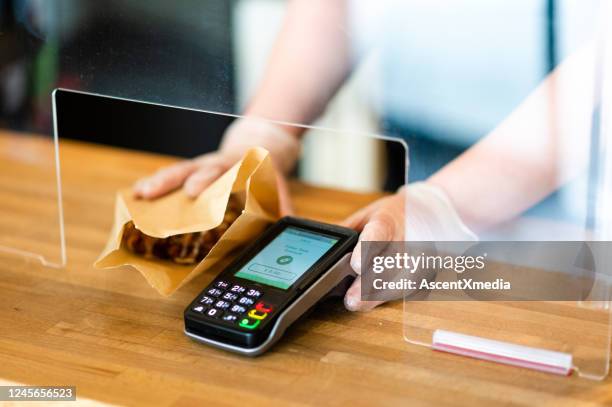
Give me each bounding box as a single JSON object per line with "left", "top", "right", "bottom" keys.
{"left": 95, "top": 147, "right": 280, "bottom": 296}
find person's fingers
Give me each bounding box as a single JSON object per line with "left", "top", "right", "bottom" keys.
{"left": 344, "top": 276, "right": 384, "bottom": 312}
{"left": 183, "top": 164, "right": 227, "bottom": 197}
{"left": 134, "top": 161, "right": 198, "bottom": 199}
{"left": 349, "top": 214, "right": 395, "bottom": 275}
{"left": 341, "top": 201, "right": 381, "bottom": 230}
{"left": 276, "top": 173, "right": 294, "bottom": 216}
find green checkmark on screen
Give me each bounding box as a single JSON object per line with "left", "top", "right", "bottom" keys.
{"left": 276, "top": 255, "right": 293, "bottom": 265}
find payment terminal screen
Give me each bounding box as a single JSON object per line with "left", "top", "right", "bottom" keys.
{"left": 234, "top": 226, "right": 339, "bottom": 290}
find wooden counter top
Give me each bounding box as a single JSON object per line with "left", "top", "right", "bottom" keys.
{"left": 0, "top": 131, "right": 611, "bottom": 406}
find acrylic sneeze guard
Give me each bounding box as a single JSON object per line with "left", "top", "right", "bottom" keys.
{"left": 402, "top": 2, "right": 612, "bottom": 381}
{"left": 0, "top": 122, "right": 65, "bottom": 268}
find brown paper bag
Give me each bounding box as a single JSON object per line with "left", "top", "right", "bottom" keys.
{"left": 95, "top": 147, "right": 280, "bottom": 296}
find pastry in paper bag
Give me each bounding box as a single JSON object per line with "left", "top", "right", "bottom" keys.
{"left": 95, "top": 147, "right": 280, "bottom": 296}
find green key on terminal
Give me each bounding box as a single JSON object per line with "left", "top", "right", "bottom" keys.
{"left": 239, "top": 318, "right": 260, "bottom": 329}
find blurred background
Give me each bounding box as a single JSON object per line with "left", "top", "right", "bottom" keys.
{"left": 0, "top": 0, "right": 604, "bottom": 223}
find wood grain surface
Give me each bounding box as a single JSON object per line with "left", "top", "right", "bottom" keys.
{"left": 1, "top": 131, "right": 611, "bottom": 406}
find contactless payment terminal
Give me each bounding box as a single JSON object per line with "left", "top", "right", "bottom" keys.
{"left": 184, "top": 217, "right": 357, "bottom": 355}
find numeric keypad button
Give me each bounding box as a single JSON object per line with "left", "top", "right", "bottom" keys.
{"left": 214, "top": 300, "right": 231, "bottom": 310}
{"left": 230, "top": 284, "right": 246, "bottom": 294}
{"left": 246, "top": 288, "right": 262, "bottom": 298}
{"left": 238, "top": 296, "right": 255, "bottom": 306}
{"left": 199, "top": 296, "right": 214, "bottom": 305}
{"left": 230, "top": 304, "right": 247, "bottom": 314}
{"left": 222, "top": 292, "right": 239, "bottom": 302}
{"left": 215, "top": 280, "right": 230, "bottom": 289}
{"left": 206, "top": 308, "right": 221, "bottom": 318}
{"left": 206, "top": 288, "right": 224, "bottom": 298}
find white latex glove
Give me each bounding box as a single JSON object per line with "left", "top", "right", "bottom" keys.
{"left": 342, "top": 182, "right": 477, "bottom": 311}
{"left": 133, "top": 118, "right": 300, "bottom": 214}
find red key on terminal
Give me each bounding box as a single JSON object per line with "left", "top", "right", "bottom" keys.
{"left": 255, "top": 302, "right": 273, "bottom": 313}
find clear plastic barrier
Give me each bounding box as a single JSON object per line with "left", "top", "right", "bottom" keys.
{"left": 51, "top": 88, "right": 407, "bottom": 298}
{"left": 0, "top": 129, "right": 64, "bottom": 267}
{"left": 401, "top": 0, "right": 612, "bottom": 381}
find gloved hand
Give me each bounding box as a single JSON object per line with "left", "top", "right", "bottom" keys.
{"left": 133, "top": 118, "right": 300, "bottom": 214}
{"left": 342, "top": 182, "right": 478, "bottom": 311}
